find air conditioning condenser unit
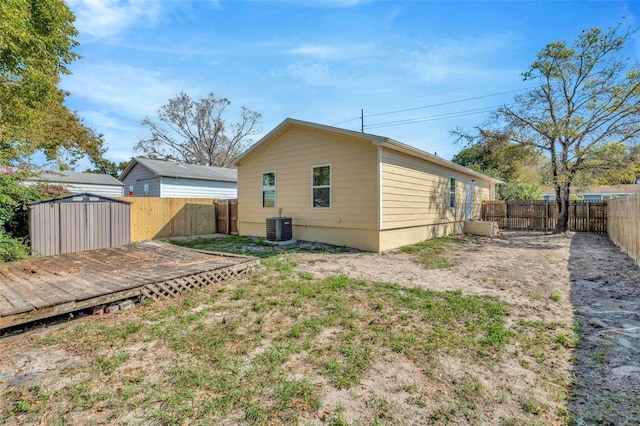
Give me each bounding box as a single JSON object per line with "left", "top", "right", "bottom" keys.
{"left": 266, "top": 217, "right": 292, "bottom": 242}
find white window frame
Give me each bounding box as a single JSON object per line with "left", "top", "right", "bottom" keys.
{"left": 449, "top": 177, "right": 456, "bottom": 209}
{"left": 311, "top": 164, "right": 332, "bottom": 209}
{"left": 262, "top": 171, "right": 276, "bottom": 208}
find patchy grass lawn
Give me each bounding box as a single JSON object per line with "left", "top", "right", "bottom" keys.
{"left": 0, "top": 235, "right": 578, "bottom": 425}
{"left": 400, "top": 236, "right": 458, "bottom": 269}
{"left": 172, "top": 235, "right": 354, "bottom": 258}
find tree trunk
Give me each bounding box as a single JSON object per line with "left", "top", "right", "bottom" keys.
{"left": 555, "top": 183, "right": 570, "bottom": 233}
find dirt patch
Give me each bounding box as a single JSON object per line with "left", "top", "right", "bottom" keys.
{"left": 0, "top": 231, "right": 638, "bottom": 424}
{"left": 567, "top": 233, "right": 640, "bottom": 424}
{"left": 290, "top": 231, "right": 639, "bottom": 424}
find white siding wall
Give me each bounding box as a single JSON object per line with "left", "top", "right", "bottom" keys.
{"left": 64, "top": 183, "right": 124, "bottom": 197}
{"left": 160, "top": 177, "right": 237, "bottom": 199}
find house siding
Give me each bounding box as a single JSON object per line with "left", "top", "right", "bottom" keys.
{"left": 160, "top": 177, "right": 237, "bottom": 199}
{"left": 121, "top": 162, "right": 237, "bottom": 198}
{"left": 120, "top": 165, "right": 160, "bottom": 197}
{"left": 378, "top": 148, "right": 491, "bottom": 251}
{"left": 61, "top": 183, "right": 123, "bottom": 197}
{"left": 238, "top": 126, "right": 379, "bottom": 251}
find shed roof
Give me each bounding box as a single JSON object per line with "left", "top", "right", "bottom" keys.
{"left": 234, "top": 118, "right": 502, "bottom": 184}
{"left": 37, "top": 171, "right": 123, "bottom": 186}
{"left": 119, "top": 157, "right": 237, "bottom": 183}
{"left": 30, "top": 192, "right": 131, "bottom": 205}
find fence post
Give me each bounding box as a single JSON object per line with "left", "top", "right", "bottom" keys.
{"left": 225, "top": 199, "right": 230, "bottom": 235}
{"left": 213, "top": 200, "right": 218, "bottom": 234}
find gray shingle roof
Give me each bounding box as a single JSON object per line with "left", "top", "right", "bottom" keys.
{"left": 123, "top": 157, "right": 237, "bottom": 182}
{"left": 37, "top": 171, "right": 124, "bottom": 186}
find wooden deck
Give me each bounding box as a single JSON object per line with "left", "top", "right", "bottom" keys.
{"left": 0, "top": 241, "right": 259, "bottom": 330}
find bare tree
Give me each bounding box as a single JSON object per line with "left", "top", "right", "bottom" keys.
{"left": 135, "top": 92, "right": 261, "bottom": 167}
{"left": 496, "top": 24, "right": 640, "bottom": 232}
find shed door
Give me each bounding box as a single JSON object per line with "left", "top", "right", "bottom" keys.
{"left": 60, "top": 203, "right": 112, "bottom": 254}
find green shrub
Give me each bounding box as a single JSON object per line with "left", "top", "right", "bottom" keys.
{"left": 0, "top": 231, "right": 30, "bottom": 262}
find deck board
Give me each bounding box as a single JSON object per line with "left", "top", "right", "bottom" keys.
{"left": 0, "top": 241, "right": 258, "bottom": 330}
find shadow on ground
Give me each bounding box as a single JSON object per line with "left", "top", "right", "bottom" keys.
{"left": 169, "top": 234, "right": 361, "bottom": 258}
{"left": 568, "top": 233, "right": 640, "bottom": 425}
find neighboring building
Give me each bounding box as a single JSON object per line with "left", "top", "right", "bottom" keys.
{"left": 234, "top": 118, "right": 501, "bottom": 252}
{"left": 542, "top": 184, "right": 640, "bottom": 201}
{"left": 34, "top": 171, "right": 124, "bottom": 197}
{"left": 118, "top": 157, "right": 237, "bottom": 199}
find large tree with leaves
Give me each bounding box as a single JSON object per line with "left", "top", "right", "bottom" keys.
{"left": 0, "top": 0, "right": 105, "bottom": 168}
{"left": 0, "top": 0, "right": 105, "bottom": 261}
{"left": 135, "top": 92, "right": 262, "bottom": 167}
{"left": 496, "top": 24, "right": 640, "bottom": 232}
{"left": 452, "top": 128, "right": 544, "bottom": 198}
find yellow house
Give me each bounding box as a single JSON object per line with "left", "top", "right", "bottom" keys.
{"left": 234, "top": 118, "right": 500, "bottom": 252}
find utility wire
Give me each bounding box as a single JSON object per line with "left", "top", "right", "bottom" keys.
{"left": 364, "top": 105, "right": 503, "bottom": 130}
{"left": 332, "top": 86, "right": 534, "bottom": 127}
{"left": 364, "top": 87, "right": 534, "bottom": 118}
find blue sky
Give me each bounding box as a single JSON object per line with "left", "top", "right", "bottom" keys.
{"left": 60, "top": 0, "right": 639, "bottom": 168}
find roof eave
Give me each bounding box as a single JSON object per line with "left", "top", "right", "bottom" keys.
{"left": 234, "top": 118, "right": 386, "bottom": 167}
{"left": 118, "top": 158, "right": 141, "bottom": 181}
{"left": 376, "top": 139, "right": 503, "bottom": 184}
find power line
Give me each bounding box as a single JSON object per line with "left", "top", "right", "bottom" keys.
{"left": 364, "top": 87, "right": 534, "bottom": 119}
{"left": 333, "top": 116, "right": 361, "bottom": 126}
{"left": 331, "top": 86, "right": 534, "bottom": 128}
{"left": 364, "top": 105, "right": 503, "bottom": 130}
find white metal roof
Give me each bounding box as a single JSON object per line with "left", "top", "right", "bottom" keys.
{"left": 37, "top": 171, "right": 124, "bottom": 186}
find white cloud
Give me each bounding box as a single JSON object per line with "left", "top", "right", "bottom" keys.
{"left": 292, "top": 0, "right": 372, "bottom": 8}
{"left": 282, "top": 62, "right": 335, "bottom": 86}
{"left": 67, "top": 0, "right": 161, "bottom": 39}
{"left": 60, "top": 62, "right": 192, "bottom": 161}
{"left": 285, "top": 42, "right": 378, "bottom": 61}
{"left": 404, "top": 34, "right": 520, "bottom": 84}
{"left": 62, "top": 62, "right": 188, "bottom": 119}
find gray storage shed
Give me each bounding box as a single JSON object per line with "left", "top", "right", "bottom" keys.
{"left": 30, "top": 193, "right": 131, "bottom": 256}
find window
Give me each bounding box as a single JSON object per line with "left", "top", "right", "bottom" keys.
{"left": 583, "top": 194, "right": 602, "bottom": 201}
{"left": 262, "top": 171, "right": 276, "bottom": 208}
{"left": 449, "top": 177, "right": 456, "bottom": 209}
{"left": 312, "top": 165, "right": 331, "bottom": 208}
{"left": 143, "top": 183, "right": 150, "bottom": 196}
{"left": 128, "top": 185, "right": 134, "bottom": 196}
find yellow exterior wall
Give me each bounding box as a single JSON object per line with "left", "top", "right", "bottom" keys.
{"left": 240, "top": 222, "right": 380, "bottom": 252}
{"left": 237, "top": 125, "right": 380, "bottom": 251}
{"left": 379, "top": 148, "right": 491, "bottom": 250}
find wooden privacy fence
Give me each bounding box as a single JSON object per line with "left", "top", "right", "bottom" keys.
{"left": 114, "top": 197, "right": 240, "bottom": 242}
{"left": 607, "top": 194, "right": 639, "bottom": 265}
{"left": 482, "top": 200, "right": 608, "bottom": 233}
{"left": 215, "top": 199, "right": 238, "bottom": 235}
{"left": 116, "top": 197, "right": 217, "bottom": 241}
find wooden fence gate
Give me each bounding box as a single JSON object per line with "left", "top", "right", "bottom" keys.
{"left": 215, "top": 199, "right": 238, "bottom": 235}
{"left": 482, "top": 200, "right": 607, "bottom": 233}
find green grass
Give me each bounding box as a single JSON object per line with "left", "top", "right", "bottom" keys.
{"left": 171, "top": 235, "right": 350, "bottom": 258}
{"left": 549, "top": 292, "right": 562, "bottom": 302}
{"left": 5, "top": 248, "right": 542, "bottom": 425}
{"left": 400, "top": 236, "right": 458, "bottom": 268}
{"left": 168, "top": 235, "right": 262, "bottom": 257}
